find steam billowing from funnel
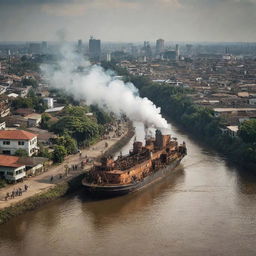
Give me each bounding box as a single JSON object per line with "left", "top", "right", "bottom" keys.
{"left": 41, "top": 45, "right": 169, "bottom": 129}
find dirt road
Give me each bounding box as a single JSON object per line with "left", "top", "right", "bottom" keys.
{"left": 0, "top": 122, "right": 129, "bottom": 209}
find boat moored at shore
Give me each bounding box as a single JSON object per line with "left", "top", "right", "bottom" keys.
{"left": 82, "top": 129, "right": 187, "bottom": 197}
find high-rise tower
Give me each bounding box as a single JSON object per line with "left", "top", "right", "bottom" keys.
{"left": 89, "top": 36, "right": 101, "bottom": 61}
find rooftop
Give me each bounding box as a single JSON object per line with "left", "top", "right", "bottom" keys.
{"left": 0, "top": 155, "right": 24, "bottom": 168}
{"left": 0, "top": 130, "right": 37, "bottom": 140}
{"left": 214, "top": 108, "right": 256, "bottom": 112}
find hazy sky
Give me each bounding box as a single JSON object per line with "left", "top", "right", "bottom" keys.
{"left": 0, "top": 0, "right": 256, "bottom": 42}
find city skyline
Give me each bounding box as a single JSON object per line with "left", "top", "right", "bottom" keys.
{"left": 0, "top": 0, "right": 256, "bottom": 42}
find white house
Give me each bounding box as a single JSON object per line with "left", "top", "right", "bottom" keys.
{"left": 43, "top": 97, "right": 54, "bottom": 108}
{"left": 0, "top": 130, "right": 38, "bottom": 156}
{"left": 0, "top": 155, "right": 26, "bottom": 182}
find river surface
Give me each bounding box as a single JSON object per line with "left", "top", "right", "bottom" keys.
{"left": 0, "top": 122, "right": 256, "bottom": 256}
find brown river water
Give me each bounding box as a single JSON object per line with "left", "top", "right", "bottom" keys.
{"left": 0, "top": 122, "right": 256, "bottom": 256}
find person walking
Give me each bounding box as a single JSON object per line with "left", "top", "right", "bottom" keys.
{"left": 5, "top": 192, "right": 9, "bottom": 201}
{"left": 19, "top": 187, "right": 22, "bottom": 196}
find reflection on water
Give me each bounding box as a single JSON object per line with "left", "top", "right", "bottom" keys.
{"left": 79, "top": 166, "right": 185, "bottom": 229}
{"left": 0, "top": 122, "right": 256, "bottom": 256}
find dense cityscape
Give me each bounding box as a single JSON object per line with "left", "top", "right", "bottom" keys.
{"left": 0, "top": 39, "right": 256, "bottom": 175}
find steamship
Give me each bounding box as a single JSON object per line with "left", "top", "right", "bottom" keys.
{"left": 82, "top": 130, "right": 187, "bottom": 197}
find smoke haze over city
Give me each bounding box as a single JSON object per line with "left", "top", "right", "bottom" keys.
{"left": 41, "top": 45, "right": 169, "bottom": 129}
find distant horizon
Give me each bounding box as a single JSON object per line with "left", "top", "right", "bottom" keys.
{"left": 1, "top": 0, "right": 256, "bottom": 42}
{"left": 0, "top": 40, "right": 256, "bottom": 45}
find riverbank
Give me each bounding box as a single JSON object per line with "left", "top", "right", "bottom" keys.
{"left": 128, "top": 78, "right": 256, "bottom": 171}
{"left": 0, "top": 122, "right": 135, "bottom": 225}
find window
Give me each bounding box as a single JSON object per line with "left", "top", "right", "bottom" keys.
{"left": 16, "top": 170, "right": 23, "bottom": 175}
{"left": 18, "top": 141, "right": 25, "bottom": 145}
{"left": 7, "top": 171, "right": 13, "bottom": 176}
{"left": 3, "top": 141, "right": 10, "bottom": 145}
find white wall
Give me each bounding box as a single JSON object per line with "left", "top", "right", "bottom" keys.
{"left": 0, "top": 136, "right": 38, "bottom": 156}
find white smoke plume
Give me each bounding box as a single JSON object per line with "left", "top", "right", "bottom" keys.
{"left": 41, "top": 45, "right": 169, "bottom": 129}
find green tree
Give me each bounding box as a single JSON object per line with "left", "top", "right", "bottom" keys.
{"left": 11, "top": 97, "right": 33, "bottom": 109}
{"left": 22, "top": 78, "right": 38, "bottom": 88}
{"left": 62, "top": 105, "right": 89, "bottom": 117}
{"left": 41, "top": 113, "right": 51, "bottom": 129}
{"left": 90, "top": 105, "right": 113, "bottom": 125}
{"left": 238, "top": 120, "right": 256, "bottom": 144}
{"left": 54, "top": 135, "right": 77, "bottom": 154}
{"left": 38, "top": 147, "right": 51, "bottom": 159}
{"left": 51, "top": 115, "right": 100, "bottom": 145}
{"left": 52, "top": 145, "right": 67, "bottom": 163}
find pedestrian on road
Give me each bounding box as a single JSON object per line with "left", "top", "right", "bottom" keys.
{"left": 59, "top": 174, "right": 62, "bottom": 179}
{"left": 50, "top": 176, "right": 54, "bottom": 182}
{"left": 11, "top": 190, "right": 15, "bottom": 199}
{"left": 19, "top": 187, "right": 22, "bottom": 196}
{"left": 5, "top": 192, "right": 9, "bottom": 201}
{"left": 24, "top": 184, "right": 28, "bottom": 191}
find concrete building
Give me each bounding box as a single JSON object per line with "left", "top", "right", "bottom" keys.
{"left": 24, "top": 113, "right": 42, "bottom": 127}
{"left": 78, "top": 39, "right": 82, "bottom": 54}
{"left": 43, "top": 97, "right": 54, "bottom": 108}
{"left": 89, "top": 37, "right": 101, "bottom": 61}
{"left": 156, "top": 39, "right": 164, "bottom": 55}
{"left": 176, "top": 44, "right": 180, "bottom": 60}
{"left": 0, "top": 155, "right": 26, "bottom": 182}
{"left": 0, "top": 130, "right": 38, "bottom": 156}
{"left": 28, "top": 43, "right": 41, "bottom": 54}
{"left": 106, "top": 53, "right": 111, "bottom": 62}
{"left": 163, "top": 50, "right": 177, "bottom": 60}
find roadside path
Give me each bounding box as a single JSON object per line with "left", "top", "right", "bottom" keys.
{"left": 0, "top": 123, "right": 129, "bottom": 209}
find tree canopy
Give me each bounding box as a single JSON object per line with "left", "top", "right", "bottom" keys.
{"left": 52, "top": 145, "right": 67, "bottom": 163}
{"left": 51, "top": 115, "right": 100, "bottom": 145}
{"left": 238, "top": 120, "right": 256, "bottom": 144}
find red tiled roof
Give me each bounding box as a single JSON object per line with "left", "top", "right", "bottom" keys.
{"left": 0, "top": 130, "right": 37, "bottom": 140}
{"left": 0, "top": 155, "right": 24, "bottom": 168}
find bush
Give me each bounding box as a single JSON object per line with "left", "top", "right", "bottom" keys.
{"left": 15, "top": 149, "right": 28, "bottom": 157}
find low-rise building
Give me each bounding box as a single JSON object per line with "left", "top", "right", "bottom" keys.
{"left": 43, "top": 97, "right": 54, "bottom": 108}
{"left": 24, "top": 113, "right": 42, "bottom": 127}
{"left": 18, "top": 157, "right": 49, "bottom": 177}
{"left": 0, "top": 155, "right": 26, "bottom": 182}
{"left": 0, "top": 130, "right": 38, "bottom": 156}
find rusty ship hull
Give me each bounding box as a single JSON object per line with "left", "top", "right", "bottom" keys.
{"left": 82, "top": 155, "right": 184, "bottom": 197}
{"left": 82, "top": 129, "right": 187, "bottom": 198}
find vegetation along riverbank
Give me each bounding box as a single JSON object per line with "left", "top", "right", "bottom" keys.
{"left": 101, "top": 62, "right": 256, "bottom": 171}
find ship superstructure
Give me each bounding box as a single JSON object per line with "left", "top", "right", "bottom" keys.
{"left": 83, "top": 130, "right": 186, "bottom": 196}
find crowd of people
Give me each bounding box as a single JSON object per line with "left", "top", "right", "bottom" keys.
{"left": 5, "top": 184, "right": 29, "bottom": 201}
